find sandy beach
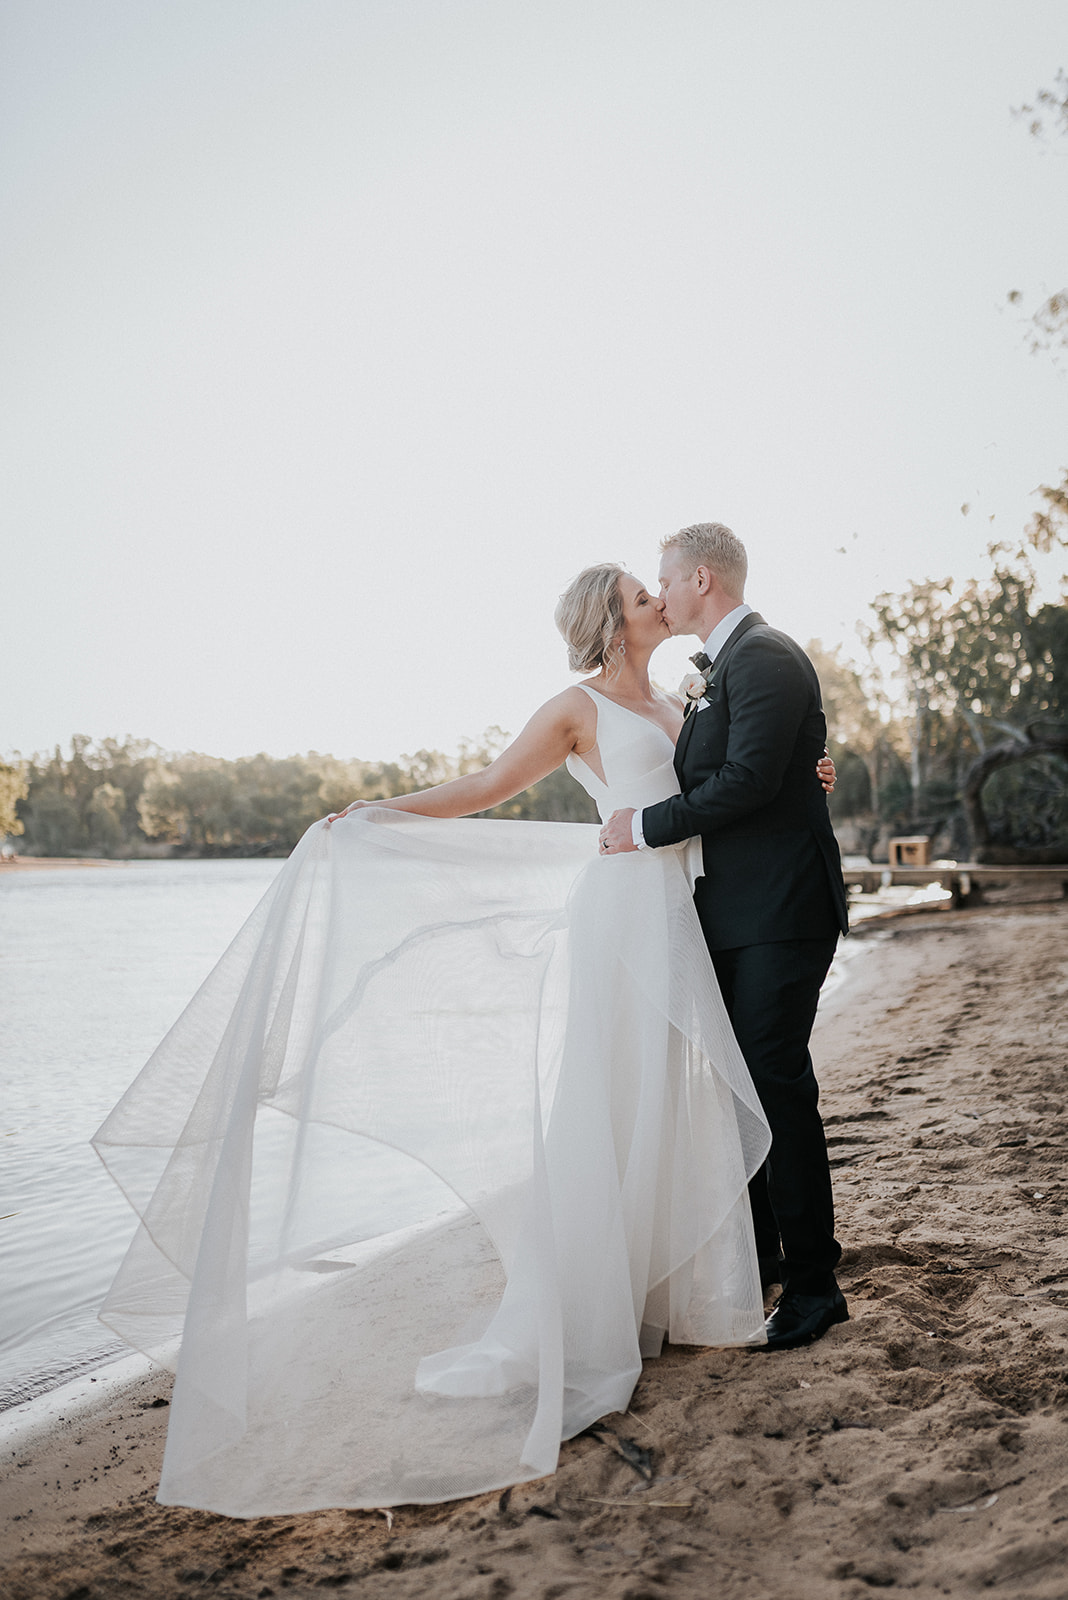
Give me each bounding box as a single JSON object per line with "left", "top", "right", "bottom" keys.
{"left": 1, "top": 898, "right": 1066, "bottom": 1599}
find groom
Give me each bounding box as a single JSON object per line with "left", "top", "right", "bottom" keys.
{"left": 599, "top": 522, "right": 851, "bottom": 1350}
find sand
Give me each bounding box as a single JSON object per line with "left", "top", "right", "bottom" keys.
{"left": 1, "top": 898, "right": 1066, "bottom": 1600}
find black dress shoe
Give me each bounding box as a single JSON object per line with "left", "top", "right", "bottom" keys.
{"left": 759, "top": 1255, "right": 785, "bottom": 1290}
{"left": 759, "top": 1288, "right": 849, "bottom": 1351}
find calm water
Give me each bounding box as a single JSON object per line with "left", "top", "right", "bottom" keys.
{"left": 0, "top": 859, "right": 283, "bottom": 1409}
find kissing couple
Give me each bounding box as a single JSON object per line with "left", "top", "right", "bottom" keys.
{"left": 95, "top": 520, "right": 851, "bottom": 1517}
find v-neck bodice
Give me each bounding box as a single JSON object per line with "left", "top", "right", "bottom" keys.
{"left": 565, "top": 685, "right": 681, "bottom": 822}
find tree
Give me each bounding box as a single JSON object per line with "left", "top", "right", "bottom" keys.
{"left": 314, "top": 756, "right": 378, "bottom": 819}
{"left": 963, "top": 730, "right": 1068, "bottom": 863}
{"left": 229, "top": 754, "right": 326, "bottom": 853}
{"left": 136, "top": 755, "right": 237, "bottom": 852}
{"left": 862, "top": 582, "right": 963, "bottom": 822}
{"left": 864, "top": 488, "right": 1067, "bottom": 850}
{"left": 137, "top": 765, "right": 187, "bottom": 845}
{"left": 0, "top": 761, "right": 28, "bottom": 840}
{"left": 23, "top": 783, "right": 83, "bottom": 856}
{"left": 87, "top": 782, "right": 127, "bottom": 855}
{"left": 19, "top": 746, "right": 87, "bottom": 855}
{"left": 806, "top": 639, "right": 903, "bottom": 820}
{"left": 1010, "top": 69, "right": 1068, "bottom": 354}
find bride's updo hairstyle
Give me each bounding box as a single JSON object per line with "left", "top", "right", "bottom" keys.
{"left": 555, "top": 563, "right": 626, "bottom": 674}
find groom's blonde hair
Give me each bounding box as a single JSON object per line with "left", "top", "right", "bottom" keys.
{"left": 660, "top": 522, "right": 747, "bottom": 598}
{"left": 555, "top": 563, "right": 626, "bottom": 673}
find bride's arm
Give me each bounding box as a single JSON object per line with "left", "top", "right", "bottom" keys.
{"left": 327, "top": 690, "right": 594, "bottom": 822}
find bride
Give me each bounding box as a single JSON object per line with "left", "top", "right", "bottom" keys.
{"left": 94, "top": 564, "right": 835, "bottom": 1517}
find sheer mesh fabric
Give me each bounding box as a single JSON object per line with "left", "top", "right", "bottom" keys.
{"left": 94, "top": 689, "right": 770, "bottom": 1514}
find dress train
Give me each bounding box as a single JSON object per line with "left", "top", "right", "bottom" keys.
{"left": 94, "top": 692, "right": 770, "bottom": 1514}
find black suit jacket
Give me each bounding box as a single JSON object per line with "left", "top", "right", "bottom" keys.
{"left": 642, "top": 613, "right": 849, "bottom": 951}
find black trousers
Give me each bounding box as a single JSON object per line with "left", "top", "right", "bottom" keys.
{"left": 711, "top": 937, "right": 841, "bottom": 1296}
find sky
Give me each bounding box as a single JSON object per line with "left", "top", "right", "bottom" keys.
{"left": 4, "top": 0, "right": 1067, "bottom": 764}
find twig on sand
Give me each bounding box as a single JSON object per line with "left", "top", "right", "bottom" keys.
{"left": 580, "top": 1421, "right": 655, "bottom": 1480}
{"left": 579, "top": 1496, "right": 694, "bottom": 1510}
{"left": 624, "top": 1409, "right": 657, "bottom": 1437}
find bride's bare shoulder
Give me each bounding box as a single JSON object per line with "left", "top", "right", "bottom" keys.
{"left": 547, "top": 684, "right": 598, "bottom": 724}
{"left": 520, "top": 685, "right": 597, "bottom": 736}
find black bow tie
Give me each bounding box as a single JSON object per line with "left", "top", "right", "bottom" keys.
{"left": 690, "top": 651, "right": 712, "bottom": 674}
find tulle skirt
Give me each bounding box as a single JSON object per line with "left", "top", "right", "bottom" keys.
{"left": 93, "top": 808, "right": 770, "bottom": 1515}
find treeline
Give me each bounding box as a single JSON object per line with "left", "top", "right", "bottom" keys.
{"left": 1, "top": 730, "right": 598, "bottom": 858}
{"left": 4, "top": 476, "right": 1065, "bottom": 862}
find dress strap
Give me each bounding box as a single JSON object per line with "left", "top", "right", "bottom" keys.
{"left": 575, "top": 683, "right": 620, "bottom": 715}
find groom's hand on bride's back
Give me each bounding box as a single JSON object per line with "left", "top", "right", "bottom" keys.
{"left": 598, "top": 809, "right": 638, "bottom": 855}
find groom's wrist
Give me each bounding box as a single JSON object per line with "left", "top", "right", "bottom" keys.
{"left": 631, "top": 810, "right": 647, "bottom": 850}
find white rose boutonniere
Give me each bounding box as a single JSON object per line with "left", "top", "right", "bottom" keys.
{"left": 680, "top": 652, "right": 715, "bottom": 718}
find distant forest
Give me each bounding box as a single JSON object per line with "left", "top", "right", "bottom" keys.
{"left": 3, "top": 475, "right": 1065, "bottom": 861}
{"left": 1, "top": 729, "right": 600, "bottom": 858}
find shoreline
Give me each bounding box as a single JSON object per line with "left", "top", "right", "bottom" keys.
{"left": 4, "top": 849, "right": 1061, "bottom": 926}
{"left": 0, "top": 1352, "right": 158, "bottom": 1452}
{"left": 0, "top": 856, "right": 124, "bottom": 872}
{"left": 2, "top": 900, "right": 1066, "bottom": 1599}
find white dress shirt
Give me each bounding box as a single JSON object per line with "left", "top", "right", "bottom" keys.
{"left": 631, "top": 603, "right": 754, "bottom": 849}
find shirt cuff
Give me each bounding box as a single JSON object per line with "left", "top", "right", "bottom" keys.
{"left": 631, "top": 810, "right": 647, "bottom": 850}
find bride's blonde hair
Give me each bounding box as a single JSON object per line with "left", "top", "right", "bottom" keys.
{"left": 555, "top": 563, "right": 626, "bottom": 674}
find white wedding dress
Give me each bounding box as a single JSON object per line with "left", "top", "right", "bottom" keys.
{"left": 94, "top": 686, "right": 770, "bottom": 1516}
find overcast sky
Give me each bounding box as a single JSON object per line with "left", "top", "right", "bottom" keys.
{"left": 4, "top": 0, "right": 1067, "bottom": 763}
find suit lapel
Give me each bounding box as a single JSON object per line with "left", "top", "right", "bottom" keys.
{"left": 674, "top": 698, "right": 699, "bottom": 771}
{"left": 673, "top": 612, "right": 766, "bottom": 777}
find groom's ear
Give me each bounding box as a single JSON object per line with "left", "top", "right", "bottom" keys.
{"left": 694, "top": 565, "right": 713, "bottom": 594}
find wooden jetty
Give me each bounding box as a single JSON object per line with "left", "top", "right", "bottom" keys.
{"left": 843, "top": 862, "right": 1068, "bottom": 910}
